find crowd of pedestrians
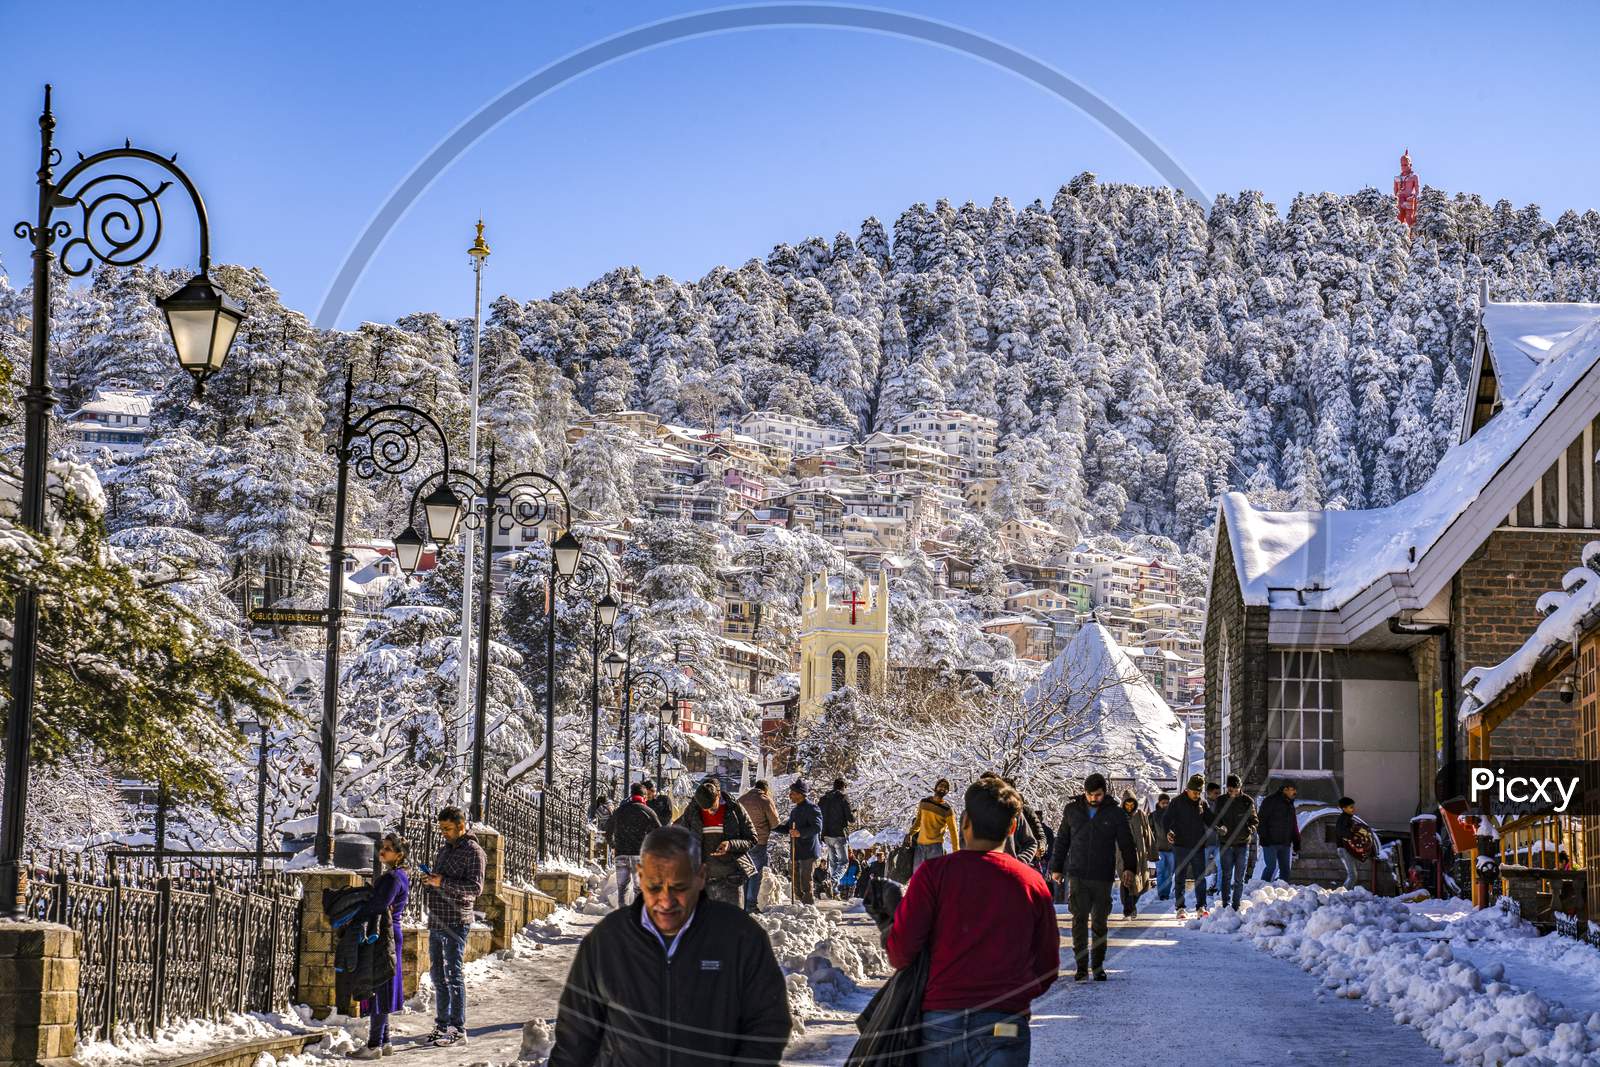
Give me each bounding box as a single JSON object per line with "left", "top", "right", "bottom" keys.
{"left": 346, "top": 767, "right": 1394, "bottom": 1065}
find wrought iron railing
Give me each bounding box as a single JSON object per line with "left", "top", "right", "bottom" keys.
{"left": 22, "top": 854, "right": 300, "bottom": 1043}
{"left": 398, "top": 783, "right": 589, "bottom": 923}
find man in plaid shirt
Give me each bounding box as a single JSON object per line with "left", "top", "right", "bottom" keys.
{"left": 422, "top": 805, "right": 485, "bottom": 1047}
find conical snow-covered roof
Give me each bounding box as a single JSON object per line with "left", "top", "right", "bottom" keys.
{"left": 1025, "top": 622, "right": 1187, "bottom": 789}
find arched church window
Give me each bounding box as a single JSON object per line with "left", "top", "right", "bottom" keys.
{"left": 831, "top": 650, "right": 846, "bottom": 691}
{"left": 856, "top": 651, "right": 872, "bottom": 693}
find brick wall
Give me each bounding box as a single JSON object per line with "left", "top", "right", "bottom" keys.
{"left": 1204, "top": 520, "right": 1273, "bottom": 793}
{"left": 0, "top": 923, "right": 77, "bottom": 1066}
{"left": 1455, "top": 529, "right": 1589, "bottom": 760}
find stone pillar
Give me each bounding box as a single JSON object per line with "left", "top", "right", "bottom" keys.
{"left": 534, "top": 871, "right": 586, "bottom": 904}
{"left": 292, "top": 869, "right": 363, "bottom": 1020}
{"left": 0, "top": 923, "right": 78, "bottom": 1067}
{"left": 473, "top": 828, "right": 518, "bottom": 950}
{"left": 400, "top": 923, "right": 429, "bottom": 999}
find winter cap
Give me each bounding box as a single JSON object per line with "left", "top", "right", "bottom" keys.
{"left": 1083, "top": 773, "right": 1107, "bottom": 793}
{"left": 1186, "top": 774, "right": 1205, "bottom": 792}
{"left": 1121, "top": 790, "right": 1138, "bottom": 804}
{"left": 1156, "top": 792, "right": 1171, "bottom": 803}
{"left": 1226, "top": 774, "right": 1241, "bottom": 789}
{"left": 789, "top": 780, "right": 808, "bottom": 796}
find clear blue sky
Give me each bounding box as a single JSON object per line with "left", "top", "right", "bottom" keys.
{"left": 3, "top": 1, "right": 1596, "bottom": 329}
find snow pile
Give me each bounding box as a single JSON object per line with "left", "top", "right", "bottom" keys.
{"left": 1197, "top": 884, "right": 1600, "bottom": 1065}
{"left": 517, "top": 1018, "right": 555, "bottom": 1064}
{"left": 784, "top": 972, "right": 819, "bottom": 1034}
{"left": 754, "top": 903, "right": 888, "bottom": 983}
{"left": 73, "top": 1012, "right": 343, "bottom": 1067}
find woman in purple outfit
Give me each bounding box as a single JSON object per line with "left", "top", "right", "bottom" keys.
{"left": 353, "top": 833, "right": 410, "bottom": 1059}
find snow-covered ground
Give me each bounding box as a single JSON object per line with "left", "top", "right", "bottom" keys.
{"left": 84, "top": 876, "right": 1600, "bottom": 1067}
{"left": 1196, "top": 884, "right": 1600, "bottom": 1065}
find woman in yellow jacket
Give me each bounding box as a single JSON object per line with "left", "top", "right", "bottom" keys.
{"left": 911, "top": 778, "right": 961, "bottom": 872}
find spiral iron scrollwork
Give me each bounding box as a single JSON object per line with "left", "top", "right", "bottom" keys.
{"left": 54, "top": 171, "right": 172, "bottom": 277}
{"left": 565, "top": 550, "right": 614, "bottom": 599}
{"left": 347, "top": 406, "right": 446, "bottom": 481}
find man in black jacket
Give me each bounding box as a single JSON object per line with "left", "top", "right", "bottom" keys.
{"left": 1211, "top": 774, "right": 1258, "bottom": 910}
{"left": 1164, "top": 775, "right": 1212, "bottom": 918}
{"left": 1049, "top": 773, "right": 1137, "bottom": 981}
{"left": 604, "top": 783, "right": 661, "bottom": 907}
{"left": 674, "top": 777, "right": 756, "bottom": 906}
{"left": 550, "top": 825, "right": 790, "bottom": 1067}
{"left": 818, "top": 778, "right": 854, "bottom": 892}
{"left": 1258, "top": 782, "right": 1300, "bottom": 883}
{"left": 642, "top": 779, "right": 673, "bottom": 826}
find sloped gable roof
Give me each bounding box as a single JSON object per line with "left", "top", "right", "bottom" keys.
{"left": 1221, "top": 310, "right": 1600, "bottom": 624}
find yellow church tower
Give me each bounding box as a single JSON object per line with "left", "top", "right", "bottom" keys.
{"left": 798, "top": 568, "right": 890, "bottom": 720}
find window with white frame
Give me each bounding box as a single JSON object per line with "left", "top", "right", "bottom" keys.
{"left": 1268, "top": 649, "right": 1343, "bottom": 773}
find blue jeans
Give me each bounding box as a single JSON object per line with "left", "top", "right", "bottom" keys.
{"left": 920, "top": 1010, "right": 1030, "bottom": 1067}
{"left": 1261, "top": 844, "right": 1293, "bottom": 883}
{"left": 824, "top": 837, "right": 849, "bottom": 885}
{"left": 1173, "top": 847, "right": 1208, "bottom": 910}
{"left": 429, "top": 924, "right": 469, "bottom": 1030}
{"left": 1340, "top": 850, "right": 1361, "bottom": 890}
{"left": 1219, "top": 845, "right": 1248, "bottom": 909}
{"left": 744, "top": 843, "right": 769, "bottom": 911}
{"left": 1155, "top": 851, "right": 1173, "bottom": 899}
{"left": 913, "top": 843, "right": 945, "bottom": 872}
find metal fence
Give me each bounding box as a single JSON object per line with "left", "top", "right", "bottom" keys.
{"left": 398, "top": 783, "right": 588, "bottom": 924}
{"left": 22, "top": 854, "right": 300, "bottom": 1043}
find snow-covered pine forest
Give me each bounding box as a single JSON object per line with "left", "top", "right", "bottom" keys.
{"left": 4, "top": 172, "right": 1599, "bottom": 843}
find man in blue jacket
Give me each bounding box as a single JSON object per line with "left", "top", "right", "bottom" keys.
{"left": 773, "top": 780, "right": 823, "bottom": 905}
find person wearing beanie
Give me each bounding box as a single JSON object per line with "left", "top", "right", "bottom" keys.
{"left": 1164, "top": 775, "right": 1213, "bottom": 918}
{"left": 1152, "top": 793, "right": 1174, "bottom": 899}
{"left": 673, "top": 776, "right": 755, "bottom": 907}
{"left": 1212, "top": 774, "right": 1258, "bottom": 910}
{"left": 1049, "top": 772, "right": 1137, "bottom": 980}
{"left": 772, "top": 781, "right": 823, "bottom": 905}
{"left": 601, "top": 783, "right": 661, "bottom": 907}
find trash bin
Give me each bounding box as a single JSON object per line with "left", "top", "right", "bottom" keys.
{"left": 333, "top": 833, "right": 376, "bottom": 873}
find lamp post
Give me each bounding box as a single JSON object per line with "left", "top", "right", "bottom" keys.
{"left": 2, "top": 86, "right": 244, "bottom": 918}
{"left": 239, "top": 719, "right": 271, "bottom": 871}
{"left": 560, "top": 553, "right": 619, "bottom": 814}
{"left": 393, "top": 448, "right": 578, "bottom": 858}
{"left": 317, "top": 373, "right": 457, "bottom": 865}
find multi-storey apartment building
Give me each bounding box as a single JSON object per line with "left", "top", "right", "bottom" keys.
{"left": 891, "top": 408, "right": 999, "bottom": 475}
{"left": 737, "top": 411, "right": 855, "bottom": 454}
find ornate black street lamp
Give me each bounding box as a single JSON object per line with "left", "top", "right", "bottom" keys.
{"left": 1, "top": 87, "right": 244, "bottom": 918}
{"left": 316, "top": 372, "right": 457, "bottom": 864}
{"left": 559, "top": 552, "right": 619, "bottom": 814}
{"left": 393, "top": 447, "right": 578, "bottom": 858}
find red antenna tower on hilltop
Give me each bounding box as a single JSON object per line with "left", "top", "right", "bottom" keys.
{"left": 1395, "top": 148, "right": 1419, "bottom": 233}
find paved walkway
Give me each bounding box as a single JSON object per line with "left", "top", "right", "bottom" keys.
{"left": 786, "top": 901, "right": 1447, "bottom": 1067}
{"left": 339, "top": 897, "right": 1449, "bottom": 1066}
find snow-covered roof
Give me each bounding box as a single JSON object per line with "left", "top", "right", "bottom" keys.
{"left": 1480, "top": 302, "right": 1600, "bottom": 403}
{"left": 1221, "top": 311, "right": 1600, "bottom": 616}
{"left": 67, "top": 389, "right": 154, "bottom": 420}
{"left": 1459, "top": 539, "right": 1600, "bottom": 717}
{"left": 1024, "top": 623, "right": 1186, "bottom": 784}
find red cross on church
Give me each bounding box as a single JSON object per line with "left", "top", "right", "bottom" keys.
{"left": 841, "top": 588, "right": 867, "bottom": 624}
